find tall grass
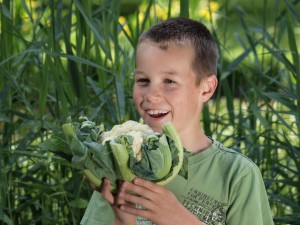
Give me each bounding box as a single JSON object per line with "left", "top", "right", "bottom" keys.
{"left": 0, "top": 0, "right": 299, "bottom": 224}
{"left": 209, "top": 1, "right": 300, "bottom": 223}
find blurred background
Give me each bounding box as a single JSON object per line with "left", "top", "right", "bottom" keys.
{"left": 0, "top": 0, "right": 299, "bottom": 224}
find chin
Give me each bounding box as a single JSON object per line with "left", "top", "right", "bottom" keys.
{"left": 152, "top": 127, "right": 163, "bottom": 133}
{"left": 145, "top": 122, "right": 162, "bottom": 133}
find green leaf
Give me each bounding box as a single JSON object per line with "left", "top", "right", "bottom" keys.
{"left": 68, "top": 198, "right": 89, "bottom": 208}
{"left": 1, "top": 3, "right": 12, "bottom": 20}
{"left": 220, "top": 48, "right": 252, "bottom": 80}
{"left": 39, "top": 134, "right": 72, "bottom": 161}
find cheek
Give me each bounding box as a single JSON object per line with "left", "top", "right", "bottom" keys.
{"left": 132, "top": 88, "right": 140, "bottom": 106}
{"left": 173, "top": 90, "right": 199, "bottom": 110}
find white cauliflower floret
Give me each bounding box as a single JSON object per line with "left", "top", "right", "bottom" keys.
{"left": 99, "top": 120, "right": 155, "bottom": 161}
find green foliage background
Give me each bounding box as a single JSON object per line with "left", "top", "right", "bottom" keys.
{"left": 0, "top": 0, "right": 299, "bottom": 224}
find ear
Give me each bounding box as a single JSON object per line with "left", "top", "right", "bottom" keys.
{"left": 199, "top": 75, "right": 218, "bottom": 102}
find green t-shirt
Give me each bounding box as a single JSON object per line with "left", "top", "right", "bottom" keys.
{"left": 80, "top": 140, "right": 274, "bottom": 225}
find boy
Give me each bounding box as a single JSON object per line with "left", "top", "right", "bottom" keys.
{"left": 81, "top": 17, "right": 274, "bottom": 225}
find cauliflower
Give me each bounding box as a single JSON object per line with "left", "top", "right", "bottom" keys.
{"left": 40, "top": 117, "right": 184, "bottom": 192}
{"left": 99, "top": 120, "right": 155, "bottom": 161}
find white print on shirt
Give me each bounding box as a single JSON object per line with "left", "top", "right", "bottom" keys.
{"left": 136, "top": 217, "right": 154, "bottom": 225}
{"left": 135, "top": 188, "right": 226, "bottom": 225}
{"left": 182, "top": 188, "right": 226, "bottom": 225}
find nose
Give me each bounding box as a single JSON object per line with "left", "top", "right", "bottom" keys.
{"left": 145, "top": 84, "right": 162, "bottom": 102}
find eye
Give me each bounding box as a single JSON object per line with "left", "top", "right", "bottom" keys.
{"left": 164, "top": 79, "right": 176, "bottom": 84}
{"left": 135, "top": 78, "right": 149, "bottom": 86}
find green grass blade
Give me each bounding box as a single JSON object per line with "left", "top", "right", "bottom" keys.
{"left": 180, "top": 0, "right": 189, "bottom": 18}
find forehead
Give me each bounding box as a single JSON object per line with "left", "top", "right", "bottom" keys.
{"left": 136, "top": 41, "right": 194, "bottom": 62}
{"left": 135, "top": 41, "right": 197, "bottom": 81}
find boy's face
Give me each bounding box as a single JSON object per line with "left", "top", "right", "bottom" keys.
{"left": 133, "top": 41, "right": 205, "bottom": 134}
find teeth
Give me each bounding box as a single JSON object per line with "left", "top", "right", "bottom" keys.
{"left": 147, "top": 110, "right": 169, "bottom": 115}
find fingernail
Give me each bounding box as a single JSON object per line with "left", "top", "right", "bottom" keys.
{"left": 121, "top": 181, "right": 128, "bottom": 188}
{"left": 118, "top": 191, "right": 125, "bottom": 198}
{"left": 104, "top": 178, "right": 110, "bottom": 184}
{"left": 133, "top": 178, "right": 140, "bottom": 184}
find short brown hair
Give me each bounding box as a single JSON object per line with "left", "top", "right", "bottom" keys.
{"left": 138, "top": 17, "right": 218, "bottom": 84}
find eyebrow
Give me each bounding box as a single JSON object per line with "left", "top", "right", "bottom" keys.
{"left": 161, "top": 70, "right": 177, "bottom": 75}
{"left": 135, "top": 70, "right": 146, "bottom": 75}
{"left": 135, "top": 70, "right": 178, "bottom": 76}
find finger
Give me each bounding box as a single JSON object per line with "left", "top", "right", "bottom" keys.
{"left": 122, "top": 178, "right": 165, "bottom": 200}
{"left": 119, "top": 203, "right": 150, "bottom": 218}
{"left": 118, "top": 189, "right": 146, "bottom": 206}
{"left": 115, "top": 180, "right": 126, "bottom": 206}
{"left": 133, "top": 178, "right": 163, "bottom": 193}
{"left": 118, "top": 188, "right": 156, "bottom": 213}
{"left": 101, "top": 178, "right": 114, "bottom": 204}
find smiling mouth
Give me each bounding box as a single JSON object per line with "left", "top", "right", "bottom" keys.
{"left": 146, "top": 109, "right": 169, "bottom": 118}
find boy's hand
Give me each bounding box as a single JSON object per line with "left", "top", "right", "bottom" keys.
{"left": 118, "top": 178, "right": 203, "bottom": 225}
{"left": 86, "top": 176, "right": 136, "bottom": 225}
{"left": 101, "top": 178, "right": 136, "bottom": 225}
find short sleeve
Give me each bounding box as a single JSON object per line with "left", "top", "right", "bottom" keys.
{"left": 80, "top": 191, "right": 115, "bottom": 225}
{"left": 226, "top": 166, "right": 274, "bottom": 225}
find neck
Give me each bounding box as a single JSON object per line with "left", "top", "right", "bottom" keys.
{"left": 179, "top": 129, "right": 212, "bottom": 154}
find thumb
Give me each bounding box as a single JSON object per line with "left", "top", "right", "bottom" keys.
{"left": 101, "top": 178, "right": 114, "bottom": 204}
